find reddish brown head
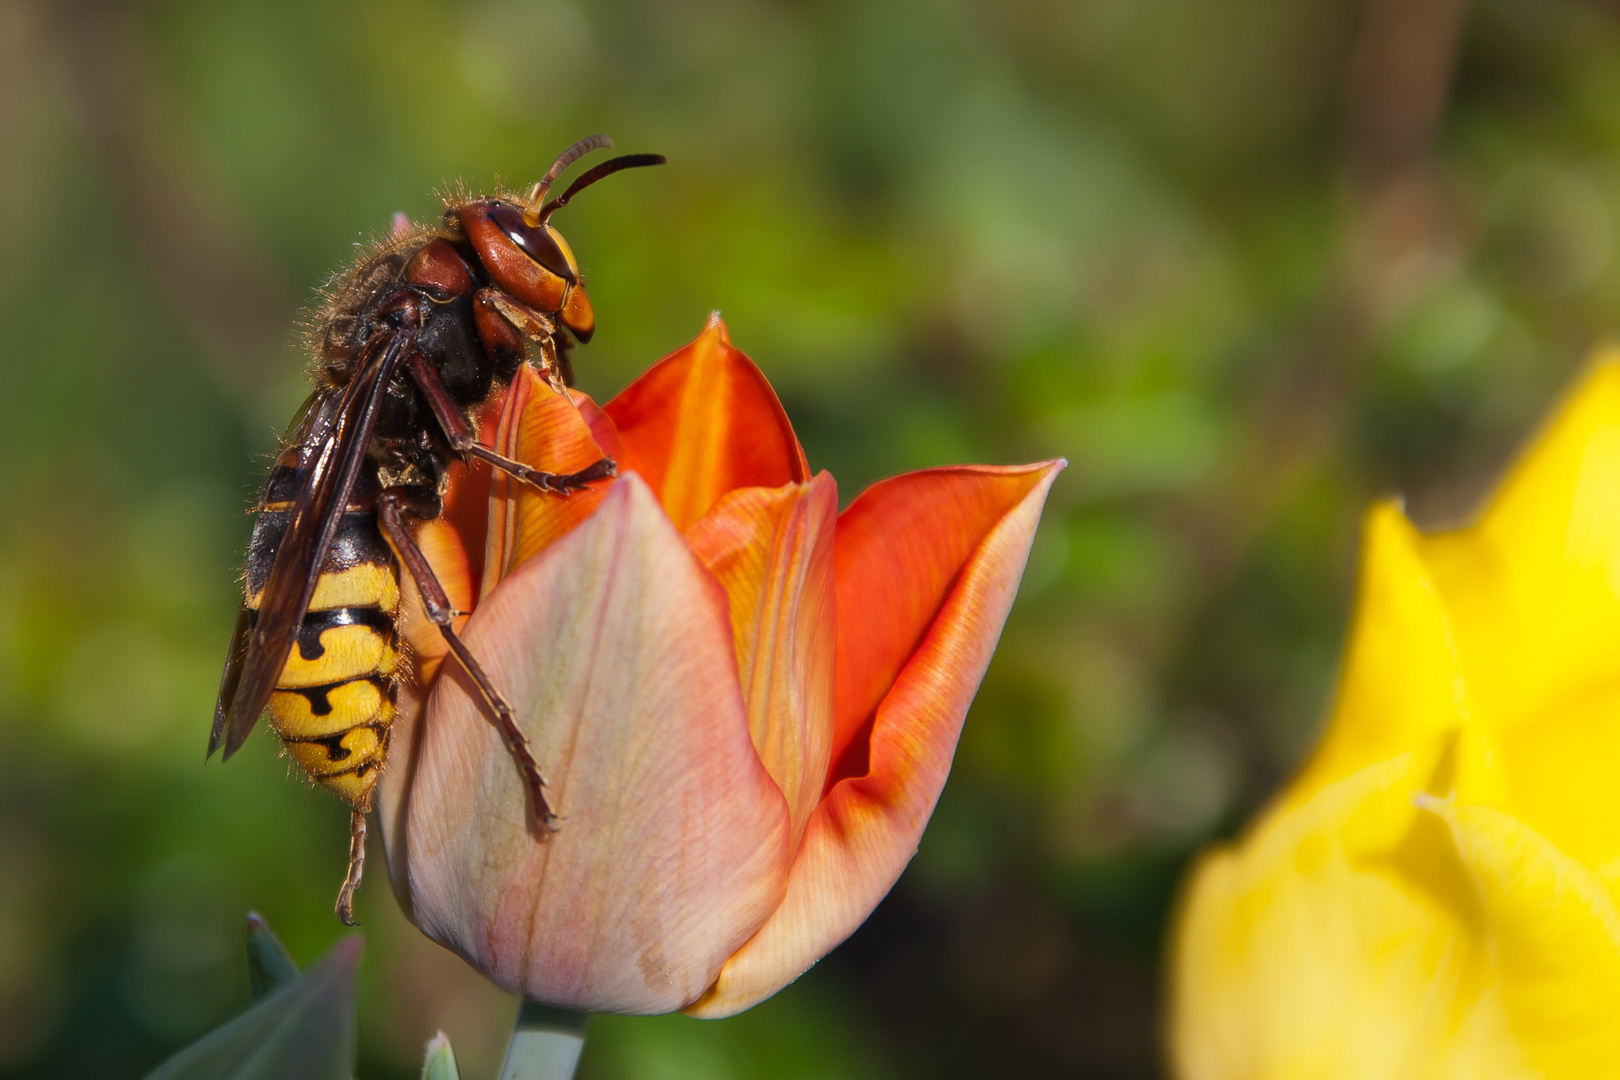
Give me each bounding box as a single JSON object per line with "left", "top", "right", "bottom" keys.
{"left": 457, "top": 137, "right": 664, "bottom": 345}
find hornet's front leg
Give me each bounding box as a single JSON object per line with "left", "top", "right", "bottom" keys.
{"left": 474, "top": 289, "right": 568, "bottom": 391}
{"left": 404, "top": 353, "right": 615, "bottom": 494}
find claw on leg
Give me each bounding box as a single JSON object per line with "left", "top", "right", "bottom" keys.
{"left": 462, "top": 445, "right": 616, "bottom": 497}
{"left": 530, "top": 455, "right": 616, "bottom": 496}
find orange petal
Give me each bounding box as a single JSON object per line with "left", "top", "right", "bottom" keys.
{"left": 828, "top": 462, "right": 1066, "bottom": 774}
{"left": 481, "top": 365, "right": 614, "bottom": 599}
{"left": 686, "top": 473, "right": 838, "bottom": 847}
{"left": 446, "top": 393, "right": 507, "bottom": 592}
{"left": 393, "top": 515, "right": 477, "bottom": 687}
{"left": 379, "top": 477, "right": 792, "bottom": 1013}
{"left": 603, "top": 313, "right": 809, "bottom": 530}
{"left": 394, "top": 396, "right": 503, "bottom": 685}
{"left": 576, "top": 392, "right": 626, "bottom": 463}
{"left": 687, "top": 460, "right": 1064, "bottom": 1016}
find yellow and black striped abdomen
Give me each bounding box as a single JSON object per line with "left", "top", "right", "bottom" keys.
{"left": 245, "top": 499, "right": 402, "bottom": 809}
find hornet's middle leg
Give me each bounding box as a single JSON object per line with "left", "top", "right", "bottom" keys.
{"left": 378, "top": 486, "right": 557, "bottom": 834}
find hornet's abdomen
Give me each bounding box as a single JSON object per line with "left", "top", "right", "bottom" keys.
{"left": 246, "top": 466, "right": 400, "bottom": 808}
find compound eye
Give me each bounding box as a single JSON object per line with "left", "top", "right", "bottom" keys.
{"left": 487, "top": 202, "right": 575, "bottom": 284}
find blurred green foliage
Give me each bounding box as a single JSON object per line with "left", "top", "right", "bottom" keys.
{"left": 1, "top": 0, "right": 1617, "bottom": 1076}
{"left": 143, "top": 928, "right": 356, "bottom": 1080}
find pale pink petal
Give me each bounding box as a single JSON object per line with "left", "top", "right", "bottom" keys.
{"left": 380, "top": 476, "right": 792, "bottom": 1014}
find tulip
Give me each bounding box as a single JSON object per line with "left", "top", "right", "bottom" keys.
{"left": 1169, "top": 355, "right": 1620, "bottom": 1078}
{"left": 378, "top": 314, "right": 1062, "bottom": 1016}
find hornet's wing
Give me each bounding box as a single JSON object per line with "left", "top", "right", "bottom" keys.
{"left": 209, "top": 329, "right": 414, "bottom": 759}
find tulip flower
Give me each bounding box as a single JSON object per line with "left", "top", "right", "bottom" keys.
{"left": 1170, "top": 355, "right": 1620, "bottom": 1078}
{"left": 377, "top": 314, "right": 1061, "bottom": 1016}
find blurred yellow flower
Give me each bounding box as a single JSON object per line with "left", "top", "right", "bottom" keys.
{"left": 1170, "top": 356, "right": 1620, "bottom": 1079}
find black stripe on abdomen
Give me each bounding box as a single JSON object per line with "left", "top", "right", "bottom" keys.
{"left": 295, "top": 607, "right": 396, "bottom": 661}
{"left": 245, "top": 508, "right": 393, "bottom": 604}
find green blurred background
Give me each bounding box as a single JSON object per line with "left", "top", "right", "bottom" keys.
{"left": 0, "top": 0, "right": 1613, "bottom": 1075}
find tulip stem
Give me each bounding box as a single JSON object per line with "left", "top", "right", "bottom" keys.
{"left": 497, "top": 1001, "right": 589, "bottom": 1080}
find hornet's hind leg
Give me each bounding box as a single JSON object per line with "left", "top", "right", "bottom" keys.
{"left": 378, "top": 487, "right": 557, "bottom": 836}
{"left": 335, "top": 808, "right": 367, "bottom": 925}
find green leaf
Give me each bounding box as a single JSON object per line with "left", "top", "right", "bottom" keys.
{"left": 420, "top": 1031, "right": 461, "bottom": 1080}
{"left": 142, "top": 936, "right": 361, "bottom": 1080}
{"left": 245, "top": 911, "right": 300, "bottom": 1001}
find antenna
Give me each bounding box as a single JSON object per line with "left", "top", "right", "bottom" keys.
{"left": 526, "top": 135, "right": 614, "bottom": 206}
{"left": 538, "top": 154, "right": 667, "bottom": 223}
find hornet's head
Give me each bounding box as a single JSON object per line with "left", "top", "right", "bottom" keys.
{"left": 456, "top": 136, "right": 664, "bottom": 344}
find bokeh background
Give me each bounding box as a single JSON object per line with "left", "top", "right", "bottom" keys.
{"left": 0, "top": 0, "right": 1615, "bottom": 1075}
